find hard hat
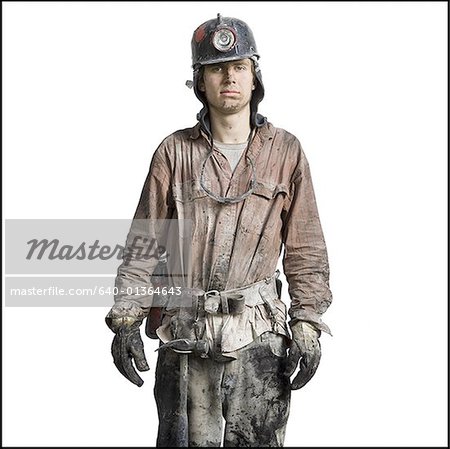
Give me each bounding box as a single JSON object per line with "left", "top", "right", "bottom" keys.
{"left": 191, "top": 13, "right": 260, "bottom": 69}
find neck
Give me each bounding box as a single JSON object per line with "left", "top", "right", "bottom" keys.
{"left": 209, "top": 106, "right": 252, "bottom": 144}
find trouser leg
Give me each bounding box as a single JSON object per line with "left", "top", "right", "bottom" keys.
{"left": 154, "top": 347, "right": 184, "bottom": 447}
{"left": 186, "top": 355, "right": 224, "bottom": 446}
{"left": 154, "top": 347, "right": 224, "bottom": 447}
{"left": 222, "top": 332, "right": 291, "bottom": 447}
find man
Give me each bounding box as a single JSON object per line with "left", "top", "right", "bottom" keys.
{"left": 106, "top": 14, "right": 332, "bottom": 447}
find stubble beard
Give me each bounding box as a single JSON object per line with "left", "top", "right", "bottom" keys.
{"left": 212, "top": 96, "right": 251, "bottom": 115}
{"left": 220, "top": 102, "right": 242, "bottom": 113}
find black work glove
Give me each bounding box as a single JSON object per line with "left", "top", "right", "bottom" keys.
{"left": 105, "top": 304, "right": 149, "bottom": 387}
{"left": 284, "top": 321, "right": 321, "bottom": 390}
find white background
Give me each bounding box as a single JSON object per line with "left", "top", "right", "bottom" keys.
{"left": 2, "top": 1, "right": 447, "bottom": 447}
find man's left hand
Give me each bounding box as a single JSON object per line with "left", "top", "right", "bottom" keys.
{"left": 284, "top": 321, "right": 321, "bottom": 390}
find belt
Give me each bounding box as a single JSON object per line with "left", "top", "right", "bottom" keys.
{"left": 165, "top": 271, "right": 280, "bottom": 316}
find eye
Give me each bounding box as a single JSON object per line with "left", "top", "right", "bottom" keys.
{"left": 236, "top": 65, "right": 247, "bottom": 71}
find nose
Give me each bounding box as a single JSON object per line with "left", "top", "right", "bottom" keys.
{"left": 224, "top": 67, "right": 236, "bottom": 82}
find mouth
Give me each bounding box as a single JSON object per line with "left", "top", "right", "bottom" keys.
{"left": 220, "top": 90, "right": 240, "bottom": 95}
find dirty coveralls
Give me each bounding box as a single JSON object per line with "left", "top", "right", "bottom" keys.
{"left": 114, "top": 121, "right": 332, "bottom": 446}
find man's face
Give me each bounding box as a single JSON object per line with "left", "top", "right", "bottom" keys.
{"left": 199, "top": 58, "right": 255, "bottom": 115}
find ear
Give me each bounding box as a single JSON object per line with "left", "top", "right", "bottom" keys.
{"left": 198, "top": 79, "right": 206, "bottom": 92}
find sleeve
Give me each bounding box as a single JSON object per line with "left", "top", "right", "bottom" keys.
{"left": 282, "top": 142, "right": 332, "bottom": 335}
{"left": 111, "top": 144, "right": 175, "bottom": 316}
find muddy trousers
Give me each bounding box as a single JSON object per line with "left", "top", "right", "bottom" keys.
{"left": 154, "top": 332, "right": 291, "bottom": 447}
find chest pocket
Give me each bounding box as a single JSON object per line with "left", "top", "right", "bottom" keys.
{"left": 240, "top": 181, "right": 289, "bottom": 235}
{"left": 173, "top": 179, "right": 208, "bottom": 203}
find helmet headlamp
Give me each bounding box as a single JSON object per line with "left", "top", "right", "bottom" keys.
{"left": 212, "top": 28, "right": 236, "bottom": 52}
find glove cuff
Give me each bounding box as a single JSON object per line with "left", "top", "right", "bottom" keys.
{"left": 289, "top": 309, "right": 332, "bottom": 335}
{"left": 105, "top": 301, "right": 146, "bottom": 333}
{"left": 289, "top": 320, "right": 321, "bottom": 340}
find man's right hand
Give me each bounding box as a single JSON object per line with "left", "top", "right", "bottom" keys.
{"left": 111, "top": 321, "right": 149, "bottom": 387}
{"left": 105, "top": 303, "right": 150, "bottom": 387}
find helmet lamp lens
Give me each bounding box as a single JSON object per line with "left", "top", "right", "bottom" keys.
{"left": 212, "top": 28, "right": 236, "bottom": 52}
